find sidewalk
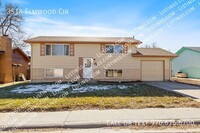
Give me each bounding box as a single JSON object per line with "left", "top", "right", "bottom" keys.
{"left": 0, "top": 80, "right": 30, "bottom": 88}
{"left": 0, "top": 108, "right": 200, "bottom": 130}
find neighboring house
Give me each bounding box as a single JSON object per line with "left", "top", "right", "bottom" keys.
{"left": 0, "top": 36, "right": 12, "bottom": 83}
{"left": 0, "top": 36, "right": 31, "bottom": 83}
{"left": 172, "top": 47, "right": 200, "bottom": 79}
{"left": 25, "top": 36, "right": 176, "bottom": 83}
{"left": 12, "top": 47, "right": 31, "bottom": 81}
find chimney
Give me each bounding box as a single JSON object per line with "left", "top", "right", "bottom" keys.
{"left": 0, "top": 36, "right": 13, "bottom": 83}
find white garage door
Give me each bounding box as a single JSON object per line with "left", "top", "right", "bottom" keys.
{"left": 141, "top": 61, "right": 164, "bottom": 81}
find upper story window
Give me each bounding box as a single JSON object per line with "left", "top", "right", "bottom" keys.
{"left": 105, "top": 44, "right": 123, "bottom": 53}
{"left": 45, "top": 44, "right": 69, "bottom": 56}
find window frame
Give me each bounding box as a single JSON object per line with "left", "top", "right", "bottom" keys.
{"left": 105, "top": 44, "right": 123, "bottom": 54}
{"left": 45, "top": 44, "right": 70, "bottom": 56}
{"left": 106, "top": 69, "right": 123, "bottom": 77}
{"left": 45, "top": 68, "right": 64, "bottom": 78}
{"left": 105, "top": 45, "right": 114, "bottom": 53}
{"left": 45, "top": 68, "right": 54, "bottom": 77}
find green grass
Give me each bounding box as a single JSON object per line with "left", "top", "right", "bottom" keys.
{"left": 0, "top": 83, "right": 199, "bottom": 112}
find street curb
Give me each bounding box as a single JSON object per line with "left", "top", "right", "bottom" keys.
{"left": 1, "top": 119, "right": 200, "bottom": 131}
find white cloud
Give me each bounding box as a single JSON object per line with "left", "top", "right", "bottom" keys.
{"left": 24, "top": 16, "right": 129, "bottom": 37}
{"left": 23, "top": 15, "right": 200, "bottom": 53}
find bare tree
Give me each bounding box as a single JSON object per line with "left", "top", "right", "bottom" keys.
{"left": 11, "top": 31, "right": 32, "bottom": 50}
{"left": 0, "top": 1, "right": 31, "bottom": 52}
{"left": 0, "top": 2, "right": 23, "bottom": 36}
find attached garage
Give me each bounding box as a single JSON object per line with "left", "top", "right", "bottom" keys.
{"left": 141, "top": 61, "right": 164, "bottom": 81}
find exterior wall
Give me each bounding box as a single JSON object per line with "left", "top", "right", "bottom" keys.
{"left": 0, "top": 36, "right": 13, "bottom": 83}
{"left": 31, "top": 43, "right": 171, "bottom": 82}
{"left": 12, "top": 49, "right": 30, "bottom": 80}
{"left": 172, "top": 49, "right": 200, "bottom": 79}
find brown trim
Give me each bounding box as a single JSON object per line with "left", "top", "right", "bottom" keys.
{"left": 100, "top": 44, "right": 105, "bottom": 53}
{"left": 169, "top": 60, "right": 172, "bottom": 80}
{"left": 26, "top": 41, "right": 141, "bottom": 45}
{"left": 40, "top": 43, "right": 45, "bottom": 56}
{"left": 123, "top": 44, "right": 128, "bottom": 54}
{"left": 31, "top": 45, "right": 33, "bottom": 80}
{"left": 79, "top": 57, "right": 83, "bottom": 79}
{"left": 69, "top": 43, "right": 75, "bottom": 56}
{"left": 140, "top": 60, "right": 165, "bottom": 81}
{"left": 140, "top": 61, "right": 142, "bottom": 81}
{"left": 163, "top": 60, "right": 165, "bottom": 81}
{"left": 133, "top": 55, "right": 177, "bottom": 58}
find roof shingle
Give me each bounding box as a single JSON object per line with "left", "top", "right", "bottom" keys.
{"left": 25, "top": 36, "right": 142, "bottom": 44}
{"left": 184, "top": 47, "right": 200, "bottom": 52}
{"left": 133, "top": 48, "right": 177, "bottom": 57}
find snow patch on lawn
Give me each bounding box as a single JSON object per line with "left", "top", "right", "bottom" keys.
{"left": 10, "top": 84, "right": 72, "bottom": 94}
{"left": 72, "top": 85, "right": 131, "bottom": 93}
{"left": 10, "top": 84, "right": 132, "bottom": 94}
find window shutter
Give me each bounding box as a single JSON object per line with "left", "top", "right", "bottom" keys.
{"left": 70, "top": 44, "right": 74, "bottom": 56}
{"left": 79, "top": 57, "right": 83, "bottom": 78}
{"left": 40, "top": 43, "right": 45, "bottom": 56}
{"left": 100, "top": 44, "right": 105, "bottom": 53}
{"left": 123, "top": 44, "right": 128, "bottom": 54}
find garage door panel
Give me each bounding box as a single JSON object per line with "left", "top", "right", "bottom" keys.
{"left": 141, "top": 61, "right": 164, "bottom": 81}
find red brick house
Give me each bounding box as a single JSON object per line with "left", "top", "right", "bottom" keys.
{"left": 0, "top": 36, "right": 30, "bottom": 83}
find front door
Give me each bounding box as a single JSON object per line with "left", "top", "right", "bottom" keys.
{"left": 83, "top": 58, "right": 93, "bottom": 79}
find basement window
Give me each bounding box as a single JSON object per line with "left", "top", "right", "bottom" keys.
{"left": 106, "top": 69, "right": 122, "bottom": 77}
{"left": 45, "top": 69, "right": 63, "bottom": 78}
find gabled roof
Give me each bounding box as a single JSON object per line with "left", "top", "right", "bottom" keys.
{"left": 176, "top": 47, "right": 200, "bottom": 55}
{"left": 132, "top": 48, "right": 177, "bottom": 58}
{"left": 24, "top": 36, "right": 142, "bottom": 44}
{"left": 12, "top": 47, "right": 31, "bottom": 62}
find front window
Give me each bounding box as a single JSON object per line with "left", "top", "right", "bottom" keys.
{"left": 46, "top": 69, "right": 63, "bottom": 78}
{"left": 106, "top": 69, "right": 122, "bottom": 77}
{"left": 115, "top": 44, "right": 123, "bottom": 53}
{"left": 106, "top": 45, "right": 114, "bottom": 53}
{"left": 106, "top": 44, "right": 123, "bottom": 53}
{"left": 45, "top": 44, "right": 69, "bottom": 56}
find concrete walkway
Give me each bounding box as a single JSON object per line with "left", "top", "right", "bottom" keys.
{"left": 146, "top": 81, "right": 200, "bottom": 100}
{"left": 0, "top": 108, "right": 200, "bottom": 130}
{"left": 0, "top": 80, "right": 30, "bottom": 88}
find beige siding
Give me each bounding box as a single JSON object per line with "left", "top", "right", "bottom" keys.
{"left": 31, "top": 43, "right": 171, "bottom": 82}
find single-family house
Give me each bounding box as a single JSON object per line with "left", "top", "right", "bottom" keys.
{"left": 25, "top": 36, "right": 177, "bottom": 83}
{"left": 172, "top": 47, "right": 200, "bottom": 79}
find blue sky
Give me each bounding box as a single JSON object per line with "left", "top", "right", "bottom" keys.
{"left": 3, "top": 0, "right": 200, "bottom": 52}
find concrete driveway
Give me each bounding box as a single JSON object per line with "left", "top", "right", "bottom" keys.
{"left": 146, "top": 81, "right": 200, "bottom": 100}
